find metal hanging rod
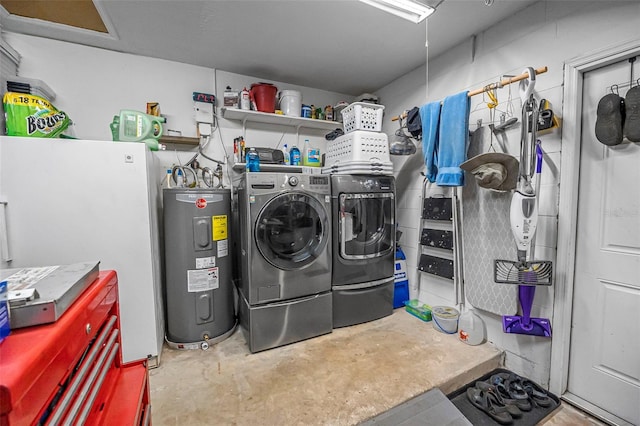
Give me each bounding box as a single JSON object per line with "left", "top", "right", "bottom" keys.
{"left": 467, "top": 66, "right": 548, "bottom": 96}
{"left": 391, "top": 65, "right": 548, "bottom": 122}
{"left": 609, "top": 79, "right": 640, "bottom": 94}
{"left": 608, "top": 56, "right": 638, "bottom": 94}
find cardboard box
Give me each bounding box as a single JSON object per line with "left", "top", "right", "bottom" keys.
{"left": 224, "top": 88, "right": 239, "bottom": 108}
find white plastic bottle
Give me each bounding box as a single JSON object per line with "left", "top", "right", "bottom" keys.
{"left": 457, "top": 309, "right": 486, "bottom": 345}
{"left": 175, "top": 169, "right": 185, "bottom": 188}
{"left": 283, "top": 143, "right": 291, "bottom": 165}
{"left": 303, "top": 138, "right": 320, "bottom": 167}
{"left": 303, "top": 139, "right": 311, "bottom": 166}
{"left": 240, "top": 88, "right": 251, "bottom": 110}
{"left": 165, "top": 168, "right": 172, "bottom": 189}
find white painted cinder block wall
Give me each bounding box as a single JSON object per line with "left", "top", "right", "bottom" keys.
{"left": 2, "top": 33, "right": 349, "bottom": 186}
{"left": 2, "top": 1, "right": 639, "bottom": 388}
{"left": 377, "top": 1, "right": 640, "bottom": 386}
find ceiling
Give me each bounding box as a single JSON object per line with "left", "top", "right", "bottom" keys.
{"left": 0, "top": 0, "right": 539, "bottom": 96}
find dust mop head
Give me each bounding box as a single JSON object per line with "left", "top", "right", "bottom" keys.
{"left": 494, "top": 259, "right": 553, "bottom": 285}
{"left": 502, "top": 315, "right": 552, "bottom": 337}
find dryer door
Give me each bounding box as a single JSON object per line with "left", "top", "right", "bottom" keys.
{"left": 255, "top": 192, "right": 329, "bottom": 270}
{"left": 339, "top": 193, "right": 394, "bottom": 260}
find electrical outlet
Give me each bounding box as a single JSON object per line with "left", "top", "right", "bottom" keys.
{"left": 198, "top": 122, "right": 212, "bottom": 136}
{"left": 194, "top": 102, "right": 214, "bottom": 124}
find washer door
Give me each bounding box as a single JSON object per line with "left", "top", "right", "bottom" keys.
{"left": 255, "top": 192, "right": 328, "bottom": 270}
{"left": 339, "top": 193, "right": 394, "bottom": 259}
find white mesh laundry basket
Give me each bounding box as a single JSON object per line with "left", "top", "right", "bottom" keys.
{"left": 325, "top": 130, "right": 390, "bottom": 166}
{"left": 341, "top": 102, "right": 385, "bottom": 133}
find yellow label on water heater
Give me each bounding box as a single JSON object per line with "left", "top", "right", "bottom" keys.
{"left": 212, "top": 215, "right": 227, "bottom": 241}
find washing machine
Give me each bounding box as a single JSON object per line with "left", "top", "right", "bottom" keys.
{"left": 237, "top": 172, "right": 332, "bottom": 352}
{"left": 331, "top": 174, "right": 395, "bottom": 328}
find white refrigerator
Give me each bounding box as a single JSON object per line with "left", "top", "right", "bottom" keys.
{"left": 0, "top": 136, "right": 165, "bottom": 366}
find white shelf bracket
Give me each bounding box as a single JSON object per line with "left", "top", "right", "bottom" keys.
{"left": 0, "top": 200, "right": 11, "bottom": 262}
{"left": 295, "top": 124, "right": 303, "bottom": 145}
{"left": 242, "top": 117, "right": 248, "bottom": 136}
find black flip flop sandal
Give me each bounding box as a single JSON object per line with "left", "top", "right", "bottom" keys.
{"left": 490, "top": 373, "right": 529, "bottom": 400}
{"left": 474, "top": 381, "right": 524, "bottom": 417}
{"left": 495, "top": 382, "right": 532, "bottom": 411}
{"left": 595, "top": 93, "right": 625, "bottom": 146}
{"left": 624, "top": 86, "right": 640, "bottom": 142}
{"left": 520, "top": 378, "right": 553, "bottom": 408}
{"left": 466, "top": 387, "right": 514, "bottom": 425}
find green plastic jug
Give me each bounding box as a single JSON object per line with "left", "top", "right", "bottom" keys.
{"left": 110, "top": 110, "right": 165, "bottom": 151}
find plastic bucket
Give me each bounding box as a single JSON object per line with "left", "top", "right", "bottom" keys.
{"left": 431, "top": 306, "right": 460, "bottom": 334}
{"left": 250, "top": 83, "right": 278, "bottom": 113}
{"left": 279, "top": 90, "right": 302, "bottom": 117}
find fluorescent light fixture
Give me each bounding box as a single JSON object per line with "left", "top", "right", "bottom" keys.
{"left": 359, "top": 0, "right": 435, "bottom": 23}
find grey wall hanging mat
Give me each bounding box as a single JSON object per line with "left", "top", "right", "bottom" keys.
{"left": 462, "top": 128, "right": 516, "bottom": 316}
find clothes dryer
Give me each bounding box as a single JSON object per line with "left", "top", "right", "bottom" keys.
{"left": 331, "top": 175, "right": 395, "bottom": 328}
{"left": 237, "top": 172, "right": 332, "bottom": 352}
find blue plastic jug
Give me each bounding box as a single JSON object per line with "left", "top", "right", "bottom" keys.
{"left": 246, "top": 147, "right": 260, "bottom": 172}
{"left": 289, "top": 145, "right": 301, "bottom": 166}
{"left": 394, "top": 247, "right": 409, "bottom": 308}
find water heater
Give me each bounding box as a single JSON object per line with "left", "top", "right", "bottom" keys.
{"left": 162, "top": 188, "right": 235, "bottom": 349}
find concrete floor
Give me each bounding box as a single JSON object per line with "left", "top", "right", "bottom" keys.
{"left": 149, "top": 309, "right": 605, "bottom": 425}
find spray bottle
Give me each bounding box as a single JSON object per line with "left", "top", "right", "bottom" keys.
{"left": 283, "top": 143, "right": 291, "bottom": 165}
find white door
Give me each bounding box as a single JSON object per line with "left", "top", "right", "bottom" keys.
{"left": 567, "top": 59, "right": 640, "bottom": 424}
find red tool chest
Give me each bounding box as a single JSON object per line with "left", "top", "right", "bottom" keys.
{"left": 0, "top": 270, "right": 151, "bottom": 425}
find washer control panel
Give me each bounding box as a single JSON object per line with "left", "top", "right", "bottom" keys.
{"left": 246, "top": 172, "right": 330, "bottom": 194}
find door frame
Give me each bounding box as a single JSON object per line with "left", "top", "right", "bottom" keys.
{"left": 551, "top": 38, "right": 640, "bottom": 421}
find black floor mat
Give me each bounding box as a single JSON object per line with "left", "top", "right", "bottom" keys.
{"left": 447, "top": 368, "right": 560, "bottom": 426}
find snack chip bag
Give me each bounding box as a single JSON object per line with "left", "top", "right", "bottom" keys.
{"left": 2, "top": 92, "right": 71, "bottom": 138}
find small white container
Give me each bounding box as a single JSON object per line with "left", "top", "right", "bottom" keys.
{"left": 341, "top": 102, "right": 385, "bottom": 133}
{"left": 325, "top": 130, "right": 390, "bottom": 166}
{"left": 279, "top": 90, "right": 302, "bottom": 117}
{"left": 240, "top": 88, "right": 251, "bottom": 110}
{"left": 431, "top": 306, "right": 460, "bottom": 334}
{"left": 223, "top": 87, "right": 239, "bottom": 108}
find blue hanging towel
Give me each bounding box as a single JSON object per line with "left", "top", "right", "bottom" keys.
{"left": 436, "top": 91, "right": 470, "bottom": 186}
{"left": 420, "top": 101, "right": 442, "bottom": 183}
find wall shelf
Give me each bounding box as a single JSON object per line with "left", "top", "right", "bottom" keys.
{"left": 159, "top": 135, "right": 200, "bottom": 145}
{"left": 221, "top": 107, "right": 340, "bottom": 131}
{"left": 231, "top": 163, "right": 322, "bottom": 174}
